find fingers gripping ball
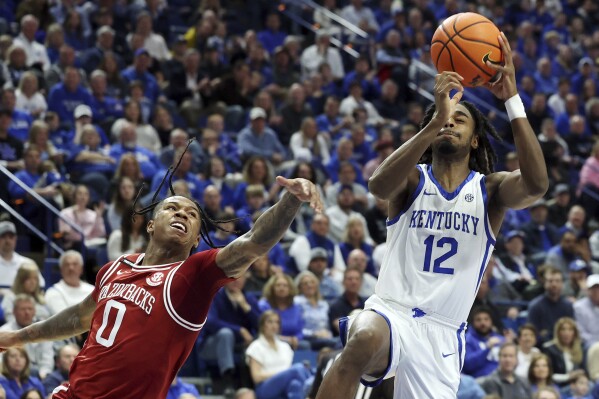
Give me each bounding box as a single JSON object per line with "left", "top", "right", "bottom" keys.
{"left": 431, "top": 12, "right": 504, "bottom": 87}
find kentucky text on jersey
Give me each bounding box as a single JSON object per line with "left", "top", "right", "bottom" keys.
{"left": 408, "top": 209, "right": 480, "bottom": 235}
{"left": 98, "top": 282, "right": 155, "bottom": 315}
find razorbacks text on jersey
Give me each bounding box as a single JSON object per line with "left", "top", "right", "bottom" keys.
{"left": 52, "top": 249, "right": 234, "bottom": 399}
{"left": 375, "top": 164, "right": 496, "bottom": 324}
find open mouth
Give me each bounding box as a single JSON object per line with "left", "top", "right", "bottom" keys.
{"left": 437, "top": 130, "right": 459, "bottom": 138}
{"left": 170, "top": 222, "right": 187, "bottom": 233}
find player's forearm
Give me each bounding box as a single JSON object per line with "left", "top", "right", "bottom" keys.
{"left": 511, "top": 117, "right": 549, "bottom": 196}
{"left": 17, "top": 298, "right": 93, "bottom": 344}
{"left": 369, "top": 117, "right": 444, "bottom": 199}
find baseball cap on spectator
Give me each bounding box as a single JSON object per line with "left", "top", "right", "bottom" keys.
{"left": 578, "top": 57, "right": 593, "bottom": 68}
{"left": 74, "top": 104, "right": 92, "bottom": 119}
{"left": 0, "top": 221, "right": 16, "bottom": 236}
{"left": 587, "top": 274, "right": 599, "bottom": 288}
{"left": 135, "top": 48, "right": 150, "bottom": 58}
{"left": 310, "top": 247, "right": 328, "bottom": 261}
{"left": 553, "top": 184, "right": 569, "bottom": 196}
{"left": 249, "top": 107, "right": 266, "bottom": 120}
{"left": 338, "top": 184, "right": 354, "bottom": 194}
{"left": 96, "top": 25, "right": 115, "bottom": 37}
{"left": 505, "top": 230, "right": 525, "bottom": 242}
{"left": 529, "top": 198, "right": 547, "bottom": 210}
{"left": 569, "top": 259, "right": 589, "bottom": 273}
{"left": 316, "top": 29, "right": 331, "bottom": 39}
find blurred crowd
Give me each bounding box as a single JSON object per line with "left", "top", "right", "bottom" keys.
{"left": 0, "top": 0, "right": 599, "bottom": 398}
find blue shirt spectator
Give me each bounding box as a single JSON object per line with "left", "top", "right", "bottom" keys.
{"left": 237, "top": 108, "right": 286, "bottom": 165}
{"left": 257, "top": 13, "right": 287, "bottom": 55}
{"left": 463, "top": 307, "right": 505, "bottom": 378}
{"left": 7, "top": 109, "right": 32, "bottom": 142}
{"left": 166, "top": 377, "right": 200, "bottom": 399}
{"left": 109, "top": 144, "right": 161, "bottom": 181}
{"left": 47, "top": 67, "right": 94, "bottom": 129}
{"left": 121, "top": 49, "right": 162, "bottom": 104}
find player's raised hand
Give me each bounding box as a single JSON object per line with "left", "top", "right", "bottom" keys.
{"left": 433, "top": 71, "right": 464, "bottom": 123}
{"left": 484, "top": 32, "right": 518, "bottom": 100}
{"left": 276, "top": 176, "right": 323, "bottom": 213}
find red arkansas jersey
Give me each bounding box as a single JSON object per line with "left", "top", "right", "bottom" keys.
{"left": 52, "top": 249, "right": 233, "bottom": 399}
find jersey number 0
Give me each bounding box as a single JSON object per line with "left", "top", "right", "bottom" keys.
{"left": 96, "top": 300, "right": 127, "bottom": 347}
{"left": 422, "top": 235, "right": 457, "bottom": 275}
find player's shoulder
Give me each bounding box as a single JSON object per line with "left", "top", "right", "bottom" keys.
{"left": 184, "top": 248, "right": 221, "bottom": 269}
{"left": 484, "top": 171, "right": 510, "bottom": 195}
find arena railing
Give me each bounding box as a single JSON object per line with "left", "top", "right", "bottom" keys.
{"left": 0, "top": 163, "right": 86, "bottom": 284}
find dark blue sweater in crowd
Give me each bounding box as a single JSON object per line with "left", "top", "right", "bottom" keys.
{"left": 121, "top": 67, "right": 162, "bottom": 103}
{"left": 203, "top": 288, "right": 261, "bottom": 341}
{"left": 89, "top": 95, "right": 124, "bottom": 125}
{"left": 47, "top": 84, "right": 94, "bottom": 128}
{"left": 527, "top": 294, "right": 574, "bottom": 343}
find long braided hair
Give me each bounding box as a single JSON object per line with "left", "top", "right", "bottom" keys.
{"left": 419, "top": 101, "right": 501, "bottom": 175}
{"left": 131, "top": 139, "right": 237, "bottom": 249}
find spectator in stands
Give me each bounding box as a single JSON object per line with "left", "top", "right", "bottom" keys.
{"left": 496, "top": 230, "right": 534, "bottom": 293}
{"left": 44, "top": 23, "right": 64, "bottom": 65}
{"left": 167, "top": 376, "right": 200, "bottom": 399}
{"left": 235, "top": 185, "right": 268, "bottom": 235}
{"left": 44, "top": 45, "right": 79, "bottom": 94}
{"left": 573, "top": 274, "right": 599, "bottom": 347}
{"left": 339, "top": 80, "right": 384, "bottom": 126}
{"left": 258, "top": 274, "right": 307, "bottom": 350}
{"left": 0, "top": 295, "right": 53, "bottom": 379}
{"left": 238, "top": 108, "right": 286, "bottom": 166}
{"left": 339, "top": 215, "right": 375, "bottom": 276}
{"left": 315, "top": 96, "right": 351, "bottom": 146}
{"left": 521, "top": 199, "right": 560, "bottom": 259}
{"left": 565, "top": 370, "right": 592, "bottom": 399}
{"left": 546, "top": 230, "right": 580, "bottom": 276}
{"left": 289, "top": 117, "right": 330, "bottom": 166}
{"left": 325, "top": 185, "right": 371, "bottom": 243}
{"left": 69, "top": 125, "right": 115, "bottom": 195}
{"left": 120, "top": 48, "right": 162, "bottom": 104}
{"left": 47, "top": 67, "right": 93, "bottom": 130}
{"left": 41, "top": 344, "right": 78, "bottom": 395}
{"left": 201, "top": 184, "right": 229, "bottom": 229}
{"left": 107, "top": 205, "right": 148, "bottom": 261}
{"left": 340, "top": 0, "right": 379, "bottom": 36}
{"left": 527, "top": 93, "right": 552, "bottom": 134}
{"left": 245, "top": 255, "right": 275, "bottom": 295}
{"left": 376, "top": 30, "right": 409, "bottom": 91}
{"left": 325, "top": 138, "right": 365, "bottom": 186}
{"left": 463, "top": 306, "right": 509, "bottom": 378}
{"left": 543, "top": 317, "right": 585, "bottom": 386}
{"left": 159, "top": 129, "right": 203, "bottom": 174}
{"left": 534, "top": 57, "right": 559, "bottom": 95}
{"left": 0, "top": 108, "right": 23, "bottom": 174}
{"left": 44, "top": 250, "right": 93, "bottom": 315}
{"left": 25, "top": 121, "right": 61, "bottom": 168}
{"left": 1, "top": 263, "right": 50, "bottom": 323}
{"left": 326, "top": 161, "right": 369, "bottom": 210}
{"left": 88, "top": 70, "right": 124, "bottom": 128}
{"left": 0, "top": 221, "right": 41, "bottom": 293}
{"left": 342, "top": 56, "right": 381, "bottom": 101}
{"left": 515, "top": 324, "right": 540, "bottom": 380}
{"left": 199, "top": 272, "right": 260, "bottom": 395}
{"left": 288, "top": 213, "right": 346, "bottom": 279}
{"left": 196, "top": 211, "right": 236, "bottom": 252}
{"left": 363, "top": 139, "right": 395, "bottom": 182}
{"left": 246, "top": 310, "right": 311, "bottom": 399}
{"left": 564, "top": 260, "right": 591, "bottom": 300}
{"left": 294, "top": 270, "right": 337, "bottom": 350}
{"left": 278, "top": 84, "right": 313, "bottom": 148}
{"left": 13, "top": 15, "right": 49, "bottom": 71}
{"left": 578, "top": 141, "right": 599, "bottom": 220}
{"left": 257, "top": 12, "right": 287, "bottom": 55}
{"left": 150, "top": 148, "right": 203, "bottom": 201}
{"left": 328, "top": 268, "right": 365, "bottom": 336}
{"left": 565, "top": 115, "right": 594, "bottom": 169}
{"left": 58, "top": 184, "right": 106, "bottom": 250}
{"left": 365, "top": 196, "right": 387, "bottom": 246}
{"left": 0, "top": 348, "right": 45, "bottom": 399}
{"left": 305, "top": 247, "right": 342, "bottom": 302}
{"left": 98, "top": 51, "right": 127, "bottom": 99}
{"left": 109, "top": 122, "right": 162, "bottom": 180}
{"left": 129, "top": 12, "right": 170, "bottom": 62}
{"left": 480, "top": 343, "right": 532, "bottom": 399}
{"left": 81, "top": 26, "right": 122, "bottom": 75}
{"left": 63, "top": 9, "right": 89, "bottom": 52}
{"left": 528, "top": 267, "right": 574, "bottom": 343}
{"left": 169, "top": 49, "right": 209, "bottom": 119}
{"left": 234, "top": 388, "right": 256, "bottom": 399}
{"left": 547, "top": 184, "right": 572, "bottom": 227}
{"left": 15, "top": 72, "right": 46, "bottom": 119}
{"left": 106, "top": 176, "right": 135, "bottom": 232}
{"left": 300, "top": 30, "right": 344, "bottom": 80}
{"left": 112, "top": 99, "right": 161, "bottom": 155}
{"left": 2, "top": 88, "right": 32, "bottom": 142}
{"left": 527, "top": 353, "right": 557, "bottom": 393}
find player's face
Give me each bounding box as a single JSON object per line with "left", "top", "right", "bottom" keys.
{"left": 148, "top": 197, "right": 201, "bottom": 249}
{"left": 432, "top": 104, "right": 477, "bottom": 158}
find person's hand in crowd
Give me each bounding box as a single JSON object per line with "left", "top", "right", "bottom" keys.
{"left": 487, "top": 336, "right": 502, "bottom": 348}
{"left": 36, "top": 185, "right": 58, "bottom": 198}
{"left": 228, "top": 289, "right": 251, "bottom": 313}
{"left": 314, "top": 329, "right": 332, "bottom": 339}
{"left": 95, "top": 201, "right": 106, "bottom": 217}
{"left": 503, "top": 329, "right": 515, "bottom": 343}
{"left": 239, "top": 327, "right": 254, "bottom": 345}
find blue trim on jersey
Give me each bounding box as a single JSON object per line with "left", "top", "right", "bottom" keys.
{"left": 386, "top": 165, "right": 425, "bottom": 226}
{"left": 426, "top": 165, "right": 476, "bottom": 200}
{"left": 475, "top": 242, "right": 492, "bottom": 293}
{"left": 479, "top": 178, "right": 496, "bottom": 245}
{"left": 338, "top": 310, "right": 394, "bottom": 388}
{"left": 456, "top": 322, "right": 466, "bottom": 371}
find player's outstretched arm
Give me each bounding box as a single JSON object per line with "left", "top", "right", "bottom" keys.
{"left": 0, "top": 294, "right": 96, "bottom": 350}
{"left": 485, "top": 32, "right": 548, "bottom": 208}
{"left": 216, "top": 177, "right": 323, "bottom": 278}
{"left": 368, "top": 71, "right": 464, "bottom": 201}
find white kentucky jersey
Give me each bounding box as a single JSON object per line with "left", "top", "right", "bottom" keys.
{"left": 375, "top": 164, "right": 496, "bottom": 324}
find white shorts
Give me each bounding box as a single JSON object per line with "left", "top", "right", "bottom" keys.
{"left": 339, "top": 295, "right": 467, "bottom": 399}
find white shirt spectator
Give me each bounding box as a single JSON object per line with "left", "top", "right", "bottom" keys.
{"left": 13, "top": 33, "right": 51, "bottom": 71}
{"left": 289, "top": 132, "right": 330, "bottom": 164}
{"left": 339, "top": 95, "right": 384, "bottom": 125}
{"left": 15, "top": 88, "right": 47, "bottom": 116}
{"left": 127, "top": 32, "right": 171, "bottom": 61}
{"left": 574, "top": 294, "right": 599, "bottom": 347}
{"left": 515, "top": 347, "right": 540, "bottom": 380}
{"left": 0, "top": 253, "right": 45, "bottom": 292}
{"left": 44, "top": 279, "right": 94, "bottom": 315}
{"left": 107, "top": 230, "right": 147, "bottom": 261}
{"left": 339, "top": 4, "right": 379, "bottom": 33}
{"left": 288, "top": 236, "right": 346, "bottom": 282}
{"left": 300, "top": 45, "right": 344, "bottom": 80}
{"left": 359, "top": 272, "right": 377, "bottom": 297}
{"left": 245, "top": 336, "right": 294, "bottom": 375}
{"left": 1, "top": 291, "right": 51, "bottom": 323}
{"left": 112, "top": 118, "right": 162, "bottom": 155}
{"left": 325, "top": 206, "right": 372, "bottom": 244}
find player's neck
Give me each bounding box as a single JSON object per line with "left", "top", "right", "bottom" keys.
{"left": 142, "top": 241, "right": 189, "bottom": 265}
{"left": 430, "top": 157, "right": 471, "bottom": 193}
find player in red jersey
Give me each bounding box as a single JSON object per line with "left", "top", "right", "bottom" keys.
{"left": 0, "top": 164, "right": 323, "bottom": 398}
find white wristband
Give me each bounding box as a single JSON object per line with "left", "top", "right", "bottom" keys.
{"left": 505, "top": 94, "right": 526, "bottom": 122}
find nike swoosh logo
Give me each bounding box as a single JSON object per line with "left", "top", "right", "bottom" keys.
{"left": 423, "top": 190, "right": 436, "bottom": 196}
{"left": 482, "top": 52, "right": 501, "bottom": 65}
{"left": 442, "top": 352, "right": 455, "bottom": 358}
{"left": 117, "top": 270, "right": 130, "bottom": 275}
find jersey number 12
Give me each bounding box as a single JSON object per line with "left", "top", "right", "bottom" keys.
{"left": 422, "top": 235, "right": 457, "bottom": 275}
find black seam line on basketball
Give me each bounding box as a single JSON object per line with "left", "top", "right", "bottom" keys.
{"left": 453, "top": 20, "right": 501, "bottom": 51}
{"left": 451, "top": 17, "right": 495, "bottom": 76}
{"left": 441, "top": 20, "right": 492, "bottom": 77}
{"left": 435, "top": 15, "right": 498, "bottom": 65}
{"left": 451, "top": 35, "right": 501, "bottom": 50}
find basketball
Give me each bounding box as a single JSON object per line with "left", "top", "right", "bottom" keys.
{"left": 430, "top": 12, "right": 504, "bottom": 87}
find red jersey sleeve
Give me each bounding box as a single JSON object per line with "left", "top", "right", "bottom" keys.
{"left": 91, "top": 258, "right": 121, "bottom": 302}
{"left": 167, "top": 249, "right": 236, "bottom": 326}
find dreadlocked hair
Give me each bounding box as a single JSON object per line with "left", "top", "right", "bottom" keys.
{"left": 419, "top": 101, "right": 501, "bottom": 175}
{"left": 131, "top": 138, "right": 239, "bottom": 249}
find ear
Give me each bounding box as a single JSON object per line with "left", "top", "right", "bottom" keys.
{"left": 147, "top": 219, "right": 154, "bottom": 236}
{"left": 471, "top": 135, "right": 479, "bottom": 150}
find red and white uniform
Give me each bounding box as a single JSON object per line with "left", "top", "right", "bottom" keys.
{"left": 52, "top": 249, "right": 233, "bottom": 399}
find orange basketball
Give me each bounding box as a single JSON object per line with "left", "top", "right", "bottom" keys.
{"left": 430, "top": 12, "right": 504, "bottom": 87}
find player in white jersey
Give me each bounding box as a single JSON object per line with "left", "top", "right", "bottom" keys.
{"left": 316, "top": 33, "right": 548, "bottom": 399}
